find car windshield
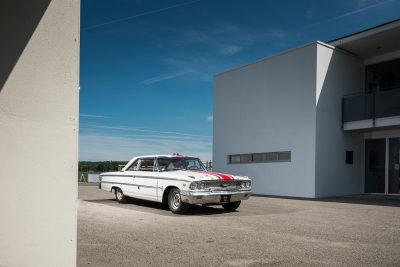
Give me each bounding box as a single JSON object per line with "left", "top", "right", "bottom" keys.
{"left": 157, "top": 157, "right": 206, "bottom": 171}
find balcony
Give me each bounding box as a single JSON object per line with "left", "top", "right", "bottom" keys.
{"left": 343, "top": 88, "right": 400, "bottom": 130}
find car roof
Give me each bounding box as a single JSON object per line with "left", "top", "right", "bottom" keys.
{"left": 134, "top": 154, "right": 196, "bottom": 158}
{"left": 121, "top": 154, "right": 198, "bottom": 171}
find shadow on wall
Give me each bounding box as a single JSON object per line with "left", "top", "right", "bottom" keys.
{"left": 315, "top": 48, "right": 364, "bottom": 197}
{"left": 0, "top": 0, "right": 51, "bottom": 92}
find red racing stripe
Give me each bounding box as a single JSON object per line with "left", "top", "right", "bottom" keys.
{"left": 208, "top": 171, "right": 234, "bottom": 180}
{"left": 191, "top": 170, "right": 234, "bottom": 180}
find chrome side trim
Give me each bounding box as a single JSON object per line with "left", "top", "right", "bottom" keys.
{"left": 134, "top": 175, "right": 191, "bottom": 182}
{"left": 100, "top": 174, "right": 190, "bottom": 182}
{"left": 101, "top": 174, "right": 133, "bottom": 178}
{"left": 100, "top": 181, "right": 157, "bottom": 189}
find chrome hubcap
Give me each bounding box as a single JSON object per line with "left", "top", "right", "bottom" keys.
{"left": 170, "top": 191, "right": 180, "bottom": 210}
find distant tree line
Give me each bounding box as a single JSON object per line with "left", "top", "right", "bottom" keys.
{"left": 79, "top": 161, "right": 128, "bottom": 173}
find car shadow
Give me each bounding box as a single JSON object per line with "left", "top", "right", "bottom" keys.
{"left": 253, "top": 194, "right": 400, "bottom": 207}
{"left": 318, "top": 195, "right": 400, "bottom": 207}
{"left": 85, "top": 198, "right": 236, "bottom": 216}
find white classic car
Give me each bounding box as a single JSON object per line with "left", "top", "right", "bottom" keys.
{"left": 99, "top": 154, "right": 252, "bottom": 214}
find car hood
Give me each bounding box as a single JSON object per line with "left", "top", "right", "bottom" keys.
{"left": 172, "top": 170, "right": 250, "bottom": 181}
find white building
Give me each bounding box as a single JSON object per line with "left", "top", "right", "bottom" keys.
{"left": 214, "top": 20, "right": 400, "bottom": 198}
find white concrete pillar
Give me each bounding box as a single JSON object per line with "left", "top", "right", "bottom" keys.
{"left": 0, "top": 1, "right": 80, "bottom": 266}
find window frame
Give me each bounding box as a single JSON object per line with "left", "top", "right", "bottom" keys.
{"left": 125, "top": 159, "right": 140, "bottom": 171}
{"left": 228, "top": 151, "right": 291, "bottom": 164}
{"left": 126, "top": 157, "right": 157, "bottom": 172}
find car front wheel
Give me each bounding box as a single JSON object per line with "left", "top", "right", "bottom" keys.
{"left": 168, "top": 188, "right": 189, "bottom": 214}
{"left": 222, "top": 201, "right": 241, "bottom": 211}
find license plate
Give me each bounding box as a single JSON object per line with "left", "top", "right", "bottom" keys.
{"left": 220, "top": 195, "right": 231, "bottom": 203}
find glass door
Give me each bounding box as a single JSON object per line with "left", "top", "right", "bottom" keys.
{"left": 389, "top": 138, "right": 400, "bottom": 194}
{"left": 365, "top": 139, "right": 386, "bottom": 193}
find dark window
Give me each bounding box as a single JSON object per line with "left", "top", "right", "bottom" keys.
{"left": 230, "top": 155, "right": 241, "bottom": 163}
{"left": 138, "top": 158, "right": 155, "bottom": 171}
{"left": 253, "top": 153, "right": 267, "bottom": 162}
{"left": 240, "top": 154, "right": 252, "bottom": 163}
{"left": 228, "top": 151, "right": 291, "bottom": 164}
{"left": 266, "top": 152, "right": 278, "bottom": 161}
{"left": 346, "top": 151, "right": 353, "bottom": 164}
{"left": 366, "top": 58, "right": 400, "bottom": 93}
{"left": 278, "top": 151, "right": 291, "bottom": 161}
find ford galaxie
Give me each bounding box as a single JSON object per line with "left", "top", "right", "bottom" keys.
{"left": 99, "top": 154, "right": 252, "bottom": 214}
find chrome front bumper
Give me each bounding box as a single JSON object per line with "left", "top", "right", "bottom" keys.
{"left": 180, "top": 189, "right": 251, "bottom": 204}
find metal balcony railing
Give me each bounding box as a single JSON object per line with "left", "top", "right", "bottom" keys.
{"left": 342, "top": 88, "right": 400, "bottom": 126}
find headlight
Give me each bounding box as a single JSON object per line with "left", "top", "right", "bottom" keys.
{"left": 190, "top": 182, "right": 206, "bottom": 190}
{"left": 246, "top": 181, "right": 251, "bottom": 188}
{"left": 189, "top": 182, "right": 198, "bottom": 190}
{"left": 198, "top": 182, "right": 205, "bottom": 190}
{"left": 240, "top": 181, "right": 246, "bottom": 188}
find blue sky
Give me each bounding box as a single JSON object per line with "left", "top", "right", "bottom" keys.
{"left": 79, "top": 0, "right": 400, "bottom": 161}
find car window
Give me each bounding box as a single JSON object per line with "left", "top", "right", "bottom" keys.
{"left": 157, "top": 158, "right": 170, "bottom": 170}
{"left": 126, "top": 160, "right": 139, "bottom": 171}
{"left": 139, "top": 158, "right": 155, "bottom": 172}
{"left": 186, "top": 159, "right": 202, "bottom": 170}
{"left": 156, "top": 157, "right": 206, "bottom": 171}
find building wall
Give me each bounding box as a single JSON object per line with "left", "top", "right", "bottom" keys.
{"left": 315, "top": 43, "right": 364, "bottom": 197}
{"left": 0, "top": 1, "right": 80, "bottom": 266}
{"left": 214, "top": 43, "right": 318, "bottom": 198}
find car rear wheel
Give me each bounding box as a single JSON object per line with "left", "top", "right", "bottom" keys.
{"left": 168, "top": 188, "right": 189, "bottom": 214}
{"left": 115, "top": 188, "right": 128, "bottom": 203}
{"left": 222, "top": 201, "right": 241, "bottom": 211}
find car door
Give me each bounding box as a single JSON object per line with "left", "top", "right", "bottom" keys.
{"left": 133, "top": 158, "right": 158, "bottom": 200}
{"left": 122, "top": 159, "right": 140, "bottom": 196}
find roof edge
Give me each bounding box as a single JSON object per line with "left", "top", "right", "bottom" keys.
{"left": 328, "top": 18, "right": 400, "bottom": 45}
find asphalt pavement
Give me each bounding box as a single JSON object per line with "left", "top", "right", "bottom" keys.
{"left": 78, "top": 185, "right": 400, "bottom": 266}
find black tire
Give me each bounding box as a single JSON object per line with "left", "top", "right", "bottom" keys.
{"left": 115, "top": 188, "right": 128, "bottom": 203}
{"left": 167, "top": 188, "right": 189, "bottom": 214}
{"left": 222, "top": 201, "right": 241, "bottom": 211}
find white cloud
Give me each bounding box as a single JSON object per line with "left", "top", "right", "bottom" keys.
{"left": 334, "top": 0, "right": 394, "bottom": 20}
{"left": 169, "top": 23, "right": 288, "bottom": 57}
{"left": 158, "top": 24, "right": 290, "bottom": 82}
{"left": 218, "top": 44, "right": 242, "bottom": 56}
{"left": 81, "top": 123, "right": 211, "bottom": 138}
{"left": 79, "top": 122, "right": 212, "bottom": 160}
{"left": 139, "top": 70, "right": 194, "bottom": 85}
{"left": 305, "top": 5, "right": 317, "bottom": 19}
{"left": 357, "top": 0, "right": 382, "bottom": 7}
{"left": 79, "top": 133, "right": 212, "bottom": 161}
{"left": 80, "top": 114, "right": 111, "bottom": 118}
{"left": 82, "top": 0, "right": 202, "bottom": 31}
{"left": 206, "top": 115, "right": 213, "bottom": 121}
{"left": 312, "top": 0, "right": 395, "bottom": 25}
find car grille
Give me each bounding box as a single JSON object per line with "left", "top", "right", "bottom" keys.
{"left": 204, "top": 180, "right": 242, "bottom": 189}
